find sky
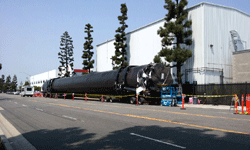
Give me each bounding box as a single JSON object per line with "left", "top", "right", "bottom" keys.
{"left": 0, "top": 0, "right": 249, "bottom": 86}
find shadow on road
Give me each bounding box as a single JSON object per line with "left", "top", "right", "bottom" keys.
{"left": 8, "top": 125, "right": 250, "bottom": 150}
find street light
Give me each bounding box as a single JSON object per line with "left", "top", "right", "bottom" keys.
{"left": 20, "top": 72, "right": 32, "bottom": 85}
{"left": 20, "top": 72, "right": 31, "bottom": 76}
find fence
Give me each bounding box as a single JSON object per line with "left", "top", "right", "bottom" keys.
{"left": 182, "top": 83, "right": 250, "bottom": 105}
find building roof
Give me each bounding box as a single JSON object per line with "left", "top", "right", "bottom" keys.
{"left": 96, "top": 2, "right": 250, "bottom": 47}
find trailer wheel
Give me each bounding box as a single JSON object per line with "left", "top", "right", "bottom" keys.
{"left": 139, "top": 97, "right": 145, "bottom": 105}
{"left": 130, "top": 97, "right": 136, "bottom": 104}
{"left": 105, "top": 97, "right": 110, "bottom": 102}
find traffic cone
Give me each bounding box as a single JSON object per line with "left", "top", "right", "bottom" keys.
{"left": 234, "top": 94, "right": 238, "bottom": 114}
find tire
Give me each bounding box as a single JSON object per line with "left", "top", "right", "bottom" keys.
{"left": 130, "top": 97, "right": 136, "bottom": 104}
{"left": 139, "top": 97, "right": 145, "bottom": 105}
{"left": 138, "top": 101, "right": 142, "bottom": 105}
{"left": 110, "top": 99, "right": 113, "bottom": 103}
{"left": 105, "top": 97, "right": 110, "bottom": 102}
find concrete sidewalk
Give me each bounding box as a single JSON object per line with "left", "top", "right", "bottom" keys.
{"left": 180, "top": 103, "right": 247, "bottom": 111}
{"left": 0, "top": 113, "right": 36, "bottom": 150}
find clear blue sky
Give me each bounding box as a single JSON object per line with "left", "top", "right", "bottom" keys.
{"left": 0, "top": 0, "right": 249, "bottom": 86}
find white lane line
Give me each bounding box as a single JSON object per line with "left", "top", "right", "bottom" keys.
{"left": 0, "top": 107, "right": 4, "bottom": 110}
{"left": 36, "top": 108, "right": 43, "bottom": 111}
{"left": 130, "top": 133, "right": 186, "bottom": 149}
{"left": 62, "top": 115, "right": 77, "bottom": 120}
{"left": 22, "top": 104, "right": 27, "bottom": 107}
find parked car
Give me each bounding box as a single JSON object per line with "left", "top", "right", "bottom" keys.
{"left": 13, "top": 91, "right": 20, "bottom": 95}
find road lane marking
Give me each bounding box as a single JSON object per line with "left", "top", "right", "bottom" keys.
{"left": 36, "top": 108, "right": 43, "bottom": 111}
{"left": 22, "top": 104, "right": 27, "bottom": 107}
{"left": 72, "top": 102, "right": 250, "bottom": 122}
{"left": 62, "top": 115, "right": 77, "bottom": 120}
{"left": 28, "top": 100, "right": 250, "bottom": 135}
{"left": 50, "top": 100, "right": 250, "bottom": 121}
{"left": 0, "top": 113, "right": 37, "bottom": 150}
{"left": 130, "top": 133, "right": 186, "bottom": 149}
{"left": 0, "top": 107, "right": 4, "bottom": 110}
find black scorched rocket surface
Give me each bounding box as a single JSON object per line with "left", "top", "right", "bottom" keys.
{"left": 42, "top": 63, "right": 173, "bottom": 95}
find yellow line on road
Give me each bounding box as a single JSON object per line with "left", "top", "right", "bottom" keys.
{"left": 29, "top": 100, "right": 250, "bottom": 135}
{"left": 64, "top": 100, "right": 250, "bottom": 122}
{"left": 36, "top": 99, "right": 250, "bottom": 121}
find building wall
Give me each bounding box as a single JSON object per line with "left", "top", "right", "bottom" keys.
{"left": 203, "top": 3, "right": 250, "bottom": 84}
{"left": 96, "top": 2, "right": 250, "bottom": 84}
{"left": 96, "top": 19, "right": 166, "bottom": 72}
{"left": 30, "top": 69, "right": 59, "bottom": 87}
{"left": 233, "top": 50, "right": 250, "bottom": 83}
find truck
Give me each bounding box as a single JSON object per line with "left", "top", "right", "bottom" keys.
{"left": 20, "top": 86, "right": 34, "bottom": 97}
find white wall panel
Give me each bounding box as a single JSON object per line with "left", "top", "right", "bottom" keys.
{"left": 203, "top": 3, "right": 250, "bottom": 84}
{"left": 96, "top": 2, "right": 250, "bottom": 84}
{"left": 30, "top": 69, "right": 58, "bottom": 87}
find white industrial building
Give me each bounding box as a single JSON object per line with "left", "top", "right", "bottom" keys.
{"left": 96, "top": 2, "right": 250, "bottom": 84}
{"left": 29, "top": 67, "right": 87, "bottom": 87}
{"left": 29, "top": 69, "right": 59, "bottom": 87}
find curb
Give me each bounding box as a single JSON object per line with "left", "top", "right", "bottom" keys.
{"left": 0, "top": 128, "right": 13, "bottom": 150}
{"left": 0, "top": 113, "right": 36, "bottom": 150}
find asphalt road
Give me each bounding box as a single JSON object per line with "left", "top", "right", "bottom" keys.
{"left": 0, "top": 93, "right": 250, "bottom": 150}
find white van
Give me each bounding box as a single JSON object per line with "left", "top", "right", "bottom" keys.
{"left": 20, "top": 86, "right": 34, "bottom": 97}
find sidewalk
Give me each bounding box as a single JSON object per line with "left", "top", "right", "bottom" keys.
{"left": 0, "top": 113, "right": 36, "bottom": 150}
{"left": 180, "top": 103, "right": 247, "bottom": 111}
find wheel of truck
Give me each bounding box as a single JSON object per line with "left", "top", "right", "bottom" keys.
{"left": 130, "top": 97, "right": 136, "bottom": 104}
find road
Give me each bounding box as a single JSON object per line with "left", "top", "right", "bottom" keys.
{"left": 0, "top": 94, "right": 250, "bottom": 150}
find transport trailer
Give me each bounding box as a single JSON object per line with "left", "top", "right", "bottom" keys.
{"left": 42, "top": 63, "right": 173, "bottom": 104}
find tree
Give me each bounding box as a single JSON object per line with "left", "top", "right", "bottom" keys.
{"left": 33, "top": 86, "right": 41, "bottom": 91}
{"left": 10, "top": 75, "right": 17, "bottom": 91}
{"left": 82, "top": 23, "right": 94, "bottom": 74}
{"left": 4, "top": 75, "right": 11, "bottom": 91}
{"left": 23, "top": 81, "right": 30, "bottom": 86}
{"left": 0, "top": 75, "right": 4, "bottom": 91}
{"left": 58, "top": 31, "right": 74, "bottom": 78}
{"left": 154, "top": 0, "right": 192, "bottom": 85}
{"left": 19, "top": 81, "right": 23, "bottom": 91}
{"left": 111, "top": 3, "right": 129, "bottom": 70}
